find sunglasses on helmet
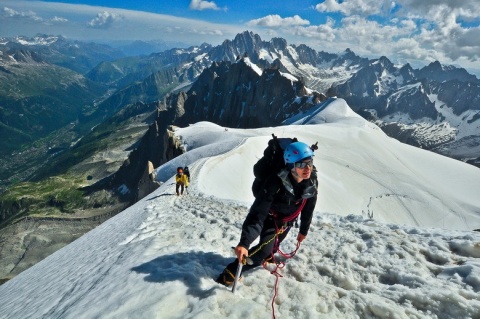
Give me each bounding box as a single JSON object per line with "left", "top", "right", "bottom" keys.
{"left": 294, "top": 160, "right": 313, "bottom": 169}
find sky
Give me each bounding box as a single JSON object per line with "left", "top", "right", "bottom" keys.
{"left": 1, "top": 0, "right": 480, "bottom": 75}
{"left": 1, "top": 98, "right": 480, "bottom": 318}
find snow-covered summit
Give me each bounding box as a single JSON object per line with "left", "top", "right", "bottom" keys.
{"left": 13, "top": 34, "right": 62, "bottom": 46}
{"left": 240, "top": 56, "right": 263, "bottom": 76}
{"left": 1, "top": 98, "right": 479, "bottom": 319}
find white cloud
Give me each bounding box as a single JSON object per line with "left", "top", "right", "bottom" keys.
{"left": 402, "top": 0, "right": 480, "bottom": 17}
{"left": 302, "top": 0, "right": 480, "bottom": 71}
{"left": 87, "top": 11, "right": 124, "bottom": 29}
{"left": 3, "top": 6, "right": 42, "bottom": 21}
{"left": 190, "top": 28, "right": 224, "bottom": 36}
{"left": 51, "top": 16, "right": 68, "bottom": 23}
{"left": 342, "top": 16, "right": 417, "bottom": 41}
{"left": 246, "top": 15, "right": 310, "bottom": 28}
{"left": 1, "top": 0, "right": 479, "bottom": 74}
{"left": 315, "top": 0, "right": 395, "bottom": 16}
{"left": 401, "top": 3, "right": 480, "bottom": 63}
{"left": 257, "top": 15, "right": 420, "bottom": 58}
{"left": 415, "top": 23, "right": 480, "bottom": 63}
{"left": 291, "top": 17, "right": 336, "bottom": 41}
{"left": 3, "top": 6, "right": 69, "bottom": 25}
{"left": 188, "top": 0, "right": 221, "bottom": 11}
{"left": 0, "top": 1, "right": 241, "bottom": 45}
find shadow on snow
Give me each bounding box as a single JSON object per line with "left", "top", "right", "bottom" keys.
{"left": 131, "top": 251, "right": 234, "bottom": 299}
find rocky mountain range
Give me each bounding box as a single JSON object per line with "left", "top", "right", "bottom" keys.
{"left": 1, "top": 31, "right": 479, "bottom": 284}
{"left": 80, "top": 31, "right": 480, "bottom": 166}
{"left": 2, "top": 30, "right": 479, "bottom": 213}
{"left": 327, "top": 56, "right": 480, "bottom": 161}
{"left": 0, "top": 34, "right": 125, "bottom": 73}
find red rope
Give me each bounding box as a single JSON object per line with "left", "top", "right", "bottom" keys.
{"left": 264, "top": 199, "right": 306, "bottom": 319}
{"left": 269, "top": 262, "right": 284, "bottom": 319}
{"left": 264, "top": 238, "right": 301, "bottom": 319}
{"left": 278, "top": 241, "right": 301, "bottom": 259}
{"left": 270, "top": 199, "right": 306, "bottom": 224}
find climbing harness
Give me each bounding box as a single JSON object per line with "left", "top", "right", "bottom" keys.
{"left": 247, "top": 198, "right": 305, "bottom": 258}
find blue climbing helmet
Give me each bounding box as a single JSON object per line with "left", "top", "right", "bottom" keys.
{"left": 284, "top": 141, "right": 314, "bottom": 165}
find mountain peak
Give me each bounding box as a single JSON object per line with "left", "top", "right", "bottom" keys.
{"left": 426, "top": 60, "right": 442, "bottom": 71}
{"left": 270, "top": 37, "right": 288, "bottom": 49}
{"left": 377, "top": 56, "right": 394, "bottom": 69}
{"left": 233, "top": 30, "right": 262, "bottom": 44}
{"left": 339, "top": 48, "right": 360, "bottom": 61}
{"left": 417, "top": 60, "right": 478, "bottom": 83}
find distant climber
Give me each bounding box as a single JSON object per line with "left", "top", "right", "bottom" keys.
{"left": 175, "top": 167, "right": 189, "bottom": 196}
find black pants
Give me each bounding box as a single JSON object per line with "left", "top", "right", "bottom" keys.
{"left": 176, "top": 183, "right": 184, "bottom": 195}
{"left": 223, "top": 217, "right": 290, "bottom": 276}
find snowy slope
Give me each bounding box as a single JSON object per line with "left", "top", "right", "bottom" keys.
{"left": 1, "top": 98, "right": 480, "bottom": 319}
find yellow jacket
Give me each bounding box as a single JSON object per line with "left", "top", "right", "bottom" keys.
{"left": 176, "top": 173, "right": 189, "bottom": 186}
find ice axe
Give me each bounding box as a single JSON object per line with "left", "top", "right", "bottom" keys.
{"left": 231, "top": 256, "right": 252, "bottom": 293}
{"left": 231, "top": 260, "right": 243, "bottom": 293}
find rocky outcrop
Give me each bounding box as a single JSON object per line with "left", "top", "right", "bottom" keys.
{"left": 385, "top": 82, "right": 438, "bottom": 120}
{"left": 328, "top": 56, "right": 479, "bottom": 121}
{"left": 327, "top": 56, "right": 418, "bottom": 113}
{"left": 376, "top": 122, "right": 456, "bottom": 149}
{"left": 162, "top": 125, "right": 185, "bottom": 162}
{"left": 90, "top": 56, "right": 327, "bottom": 202}
{"left": 427, "top": 79, "right": 480, "bottom": 115}
{"left": 173, "top": 57, "right": 326, "bottom": 129}
{"left": 135, "top": 161, "right": 160, "bottom": 201}
{"left": 10, "top": 49, "right": 44, "bottom": 64}
{"left": 90, "top": 103, "right": 186, "bottom": 202}
{"left": 415, "top": 61, "right": 478, "bottom": 83}
{"left": 0, "top": 197, "right": 34, "bottom": 225}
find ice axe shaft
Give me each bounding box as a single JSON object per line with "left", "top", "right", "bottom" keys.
{"left": 231, "top": 260, "right": 243, "bottom": 293}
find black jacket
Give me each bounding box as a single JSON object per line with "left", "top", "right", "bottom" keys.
{"left": 239, "top": 169, "right": 318, "bottom": 249}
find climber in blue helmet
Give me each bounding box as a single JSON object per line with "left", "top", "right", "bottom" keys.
{"left": 216, "top": 141, "right": 318, "bottom": 287}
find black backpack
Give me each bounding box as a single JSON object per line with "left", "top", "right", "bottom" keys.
{"left": 183, "top": 167, "right": 190, "bottom": 180}
{"left": 252, "top": 134, "right": 318, "bottom": 198}
{"left": 252, "top": 134, "right": 296, "bottom": 198}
